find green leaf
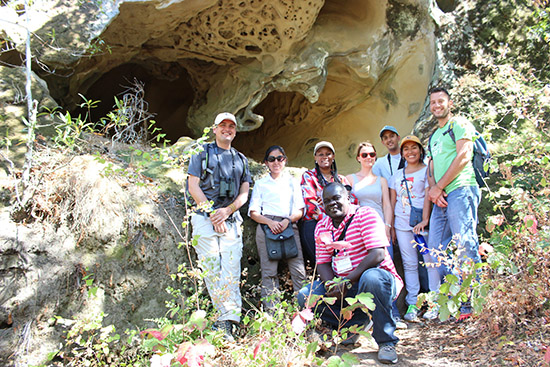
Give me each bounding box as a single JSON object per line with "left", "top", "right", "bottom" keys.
{"left": 449, "top": 283, "right": 461, "bottom": 296}
{"left": 305, "top": 341, "right": 319, "bottom": 358}
{"left": 445, "top": 274, "right": 459, "bottom": 284}
{"left": 439, "top": 303, "right": 451, "bottom": 321}
{"left": 326, "top": 355, "right": 344, "bottom": 367}
{"left": 341, "top": 352, "right": 360, "bottom": 365}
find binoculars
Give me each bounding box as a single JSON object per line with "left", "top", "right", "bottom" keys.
{"left": 219, "top": 176, "right": 235, "bottom": 199}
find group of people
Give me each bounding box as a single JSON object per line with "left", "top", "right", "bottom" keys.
{"left": 186, "top": 87, "right": 482, "bottom": 364}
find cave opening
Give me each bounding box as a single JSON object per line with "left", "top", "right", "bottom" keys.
{"left": 233, "top": 91, "right": 312, "bottom": 164}
{"left": 77, "top": 63, "right": 195, "bottom": 144}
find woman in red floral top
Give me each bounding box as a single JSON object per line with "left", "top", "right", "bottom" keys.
{"left": 299, "top": 141, "right": 354, "bottom": 268}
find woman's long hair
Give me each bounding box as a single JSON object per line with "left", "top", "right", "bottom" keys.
{"left": 314, "top": 159, "right": 341, "bottom": 188}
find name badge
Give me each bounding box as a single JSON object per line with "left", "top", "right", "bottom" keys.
{"left": 333, "top": 252, "right": 353, "bottom": 274}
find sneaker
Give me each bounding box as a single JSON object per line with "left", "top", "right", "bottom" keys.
{"left": 423, "top": 306, "right": 439, "bottom": 321}
{"left": 213, "top": 320, "right": 235, "bottom": 342}
{"left": 404, "top": 305, "right": 419, "bottom": 322}
{"left": 457, "top": 303, "right": 473, "bottom": 322}
{"left": 378, "top": 344, "right": 398, "bottom": 364}
{"left": 340, "top": 319, "right": 374, "bottom": 345}
{"left": 394, "top": 317, "right": 408, "bottom": 329}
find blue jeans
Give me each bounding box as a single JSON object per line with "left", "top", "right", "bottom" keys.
{"left": 297, "top": 268, "right": 398, "bottom": 347}
{"left": 427, "top": 185, "right": 481, "bottom": 287}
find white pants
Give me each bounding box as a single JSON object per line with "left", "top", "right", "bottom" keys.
{"left": 191, "top": 213, "right": 243, "bottom": 322}
{"left": 395, "top": 229, "right": 439, "bottom": 305}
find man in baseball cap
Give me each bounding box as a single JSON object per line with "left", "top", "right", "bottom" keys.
{"left": 214, "top": 112, "right": 237, "bottom": 127}
{"left": 187, "top": 112, "right": 251, "bottom": 341}
{"left": 373, "top": 125, "right": 405, "bottom": 180}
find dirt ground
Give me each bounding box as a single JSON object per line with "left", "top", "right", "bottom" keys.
{"left": 332, "top": 317, "right": 548, "bottom": 367}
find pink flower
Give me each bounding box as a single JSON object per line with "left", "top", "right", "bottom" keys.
{"left": 150, "top": 353, "right": 173, "bottom": 367}
{"left": 523, "top": 215, "right": 538, "bottom": 234}
{"left": 176, "top": 340, "right": 214, "bottom": 367}
{"left": 253, "top": 337, "right": 267, "bottom": 359}
{"left": 140, "top": 329, "right": 168, "bottom": 341}
{"left": 292, "top": 308, "right": 314, "bottom": 334}
{"left": 486, "top": 215, "right": 506, "bottom": 233}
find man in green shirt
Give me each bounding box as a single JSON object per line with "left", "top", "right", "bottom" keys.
{"left": 423, "top": 87, "right": 481, "bottom": 320}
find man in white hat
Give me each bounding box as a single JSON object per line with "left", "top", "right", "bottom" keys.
{"left": 187, "top": 112, "right": 251, "bottom": 341}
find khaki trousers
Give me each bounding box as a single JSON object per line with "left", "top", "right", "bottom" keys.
{"left": 255, "top": 216, "right": 306, "bottom": 310}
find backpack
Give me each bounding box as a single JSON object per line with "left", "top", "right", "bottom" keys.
{"left": 185, "top": 142, "right": 247, "bottom": 206}
{"left": 428, "top": 121, "right": 491, "bottom": 187}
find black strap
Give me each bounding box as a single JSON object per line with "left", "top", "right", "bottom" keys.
{"left": 398, "top": 157, "right": 406, "bottom": 170}
{"left": 337, "top": 213, "right": 356, "bottom": 241}
{"left": 388, "top": 154, "right": 406, "bottom": 175}
{"left": 402, "top": 169, "right": 413, "bottom": 207}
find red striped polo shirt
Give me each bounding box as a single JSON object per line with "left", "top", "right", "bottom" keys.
{"left": 315, "top": 205, "right": 404, "bottom": 295}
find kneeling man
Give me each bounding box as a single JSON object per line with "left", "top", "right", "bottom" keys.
{"left": 297, "top": 182, "right": 403, "bottom": 364}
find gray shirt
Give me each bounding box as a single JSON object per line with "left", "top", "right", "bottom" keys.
{"left": 188, "top": 142, "right": 251, "bottom": 209}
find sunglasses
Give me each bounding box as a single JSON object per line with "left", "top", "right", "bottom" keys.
{"left": 267, "top": 155, "right": 286, "bottom": 163}
{"left": 360, "top": 152, "right": 376, "bottom": 158}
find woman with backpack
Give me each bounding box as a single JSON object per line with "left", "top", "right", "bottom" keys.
{"left": 249, "top": 145, "right": 306, "bottom": 310}
{"left": 388, "top": 135, "right": 433, "bottom": 322}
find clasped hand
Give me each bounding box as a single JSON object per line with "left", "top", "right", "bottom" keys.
{"left": 267, "top": 218, "right": 289, "bottom": 234}
{"left": 210, "top": 207, "right": 232, "bottom": 233}
{"left": 428, "top": 185, "right": 448, "bottom": 208}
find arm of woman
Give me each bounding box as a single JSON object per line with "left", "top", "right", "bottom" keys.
{"left": 413, "top": 187, "right": 432, "bottom": 234}
{"left": 345, "top": 174, "right": 354, "bottom": 188}
{"left": 341, "top": 175, "right": 358, "bottom": 205}
{"left": 380, "top": 177, "right": 392, "bottom": 241}
{"left": 389, "top": 187, "right": 397, "bottom": 243}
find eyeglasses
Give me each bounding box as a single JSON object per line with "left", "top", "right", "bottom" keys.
{"left": 267, "top": 155, "right": 286, "bottom": 163}
{"left": 360, "top": 152, "right": 376, "bottom": 158}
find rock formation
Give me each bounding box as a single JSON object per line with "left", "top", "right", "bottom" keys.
{"left": 1, "top": 0, "right": 438, "bottom": 172}
{"left": 0, "top": 1, "right": 446, "bottom": 364}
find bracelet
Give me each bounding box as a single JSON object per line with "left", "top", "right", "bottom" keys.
{"left": 385, "top": 223, "right": 392, "bottom": 228}
{"left": 228, "top": 203, "right": 237, "bottom": 213}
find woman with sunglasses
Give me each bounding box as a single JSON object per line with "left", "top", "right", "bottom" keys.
{"left": 300, "top": 141, "right": 353, "bottom": 268}
{"left": 346, "top": 141, "right": 407, "bottom": 329}
{"left": 249, "top": 145, "right": 306, "bottom": 310}
{"left": 346, "top": 142, "right": 393, "bottom": 241}
{"left": 388, "top": 135, "right": 433, "bottom": 322}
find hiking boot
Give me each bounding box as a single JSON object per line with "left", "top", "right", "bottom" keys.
{"left": 422, "top": 306, "right": 439, "bottom": 321}
{"left": 340, "top": 319, "right": 374, "bottom": 346}
{"left": 394, "top": 317, "right": 407, "bottom": 329}
{"left": 404, "top": 305, "right": 419, "bottom": 322}
{"left": 378, "top": 344, "right": 398, "bottom": 364}
{"left": 213, "top": 320, "right": 235, "bottom": 342}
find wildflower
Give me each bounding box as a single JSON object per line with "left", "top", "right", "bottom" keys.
{"left": 523, "top": 214, "right": 538, "bottom": 234}
{"left": 291, "top": 308, "right": 314, "bottom": 334}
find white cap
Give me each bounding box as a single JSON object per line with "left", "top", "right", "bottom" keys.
{"left": 214, "top": 112, "right": 237, "bottom": 126}
{"left": 313, "top": 141, "right": 335, "bottom": 156}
